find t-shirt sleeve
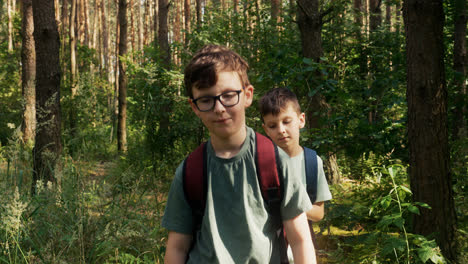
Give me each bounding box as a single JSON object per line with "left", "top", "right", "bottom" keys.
{"left": 315, "top": 156, "right": 333, "bottom": 203}
{"left": 278, "top": 149, "right": 313, "bottom": 221}
{"left": 161, "top": 163, "right": 194, "bottom": 235}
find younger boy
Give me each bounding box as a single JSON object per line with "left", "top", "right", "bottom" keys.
{"left": 162, "top": 45, "right": 316, "bottom": 263}
{"left": 259, "top": 88, "right": 333, "bottom": 260}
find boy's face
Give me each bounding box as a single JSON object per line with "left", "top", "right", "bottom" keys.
{"left": 190, "top": 71, "right": 253, "bottom": 141}
{"left": 262, "top": 103, "right": 305, "bottom": 156}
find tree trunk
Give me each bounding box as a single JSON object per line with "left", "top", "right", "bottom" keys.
{"left": 137, "top": 0, "right": 143, "bottom": 51}
{"left": 184, "top": 0, "right": 190, "bottom": 44}
{"left": 118, "top": 0, "right": 128, "bottom": 152}
{"left": 7, "top": 0, "right": 14, "bottom": 51}
{"left": 369, "top": 0, "right": 381, "bottom": 32}
{"left": 271, "top": 0, "right": 280, "bottom": 24}
{"left": 32, "top": 0, "right": 62, "bottom": 191}
{"left": 158, "top": 0, "right": 171, "bottom": 67}
{"left": 297, "top": 0, "right": 341, "bottom": 185}
{"left": 385, "top": 2, "right": 391, "bottom": 27}
{"left": 83, "top": 0, "right": 89, "bottom": 46}
{"left": 452, "top": 0, "right": 467, "bottom": 140}
{"left": 353, "top": 0, "right": 367, "bottom": 78}
{"left": 368, "top": 0, "right": 382, "bottom": 124}
{"left": 54, "top": 0, "right": 60, "bottom": 27}
{"left": 130, "top": 0, "right": 135, "bottom": 52}
{"left": 21, "top": 0, "right": 36, "bottom": 144}
{"left": 403, "top": 0, "right": 458, "bottom": 261}
{"left": 154, "top": 0, "right": 159, "bottom": 43}
{"left": 92, "top": 0, "right": 99, "bottom": 50}
{"left": 196, "top": 0, "right": 202, "bottom": 27}
{"left": 69, "top": 0, "right": 78, "bottom": 139}
{"left": 174, "top": 0, "right": 181, "bottom": 64}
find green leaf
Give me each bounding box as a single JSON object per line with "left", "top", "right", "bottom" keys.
{"left": 400, "top": 185, "right": 412, "bottom": 193}
{"left": 408, "top": 205, "right": 420, "bottom": 215}
{"left": 382, "top": 237, "right": 406, "bottom": 256}
{"left": 417, "top": 246, "right": 433, "bottom": 263}
{"left": 302, "top": 58, "right": 313, "bottom": 65}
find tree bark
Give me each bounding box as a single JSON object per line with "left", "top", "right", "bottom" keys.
{"left": 184, "top": 0, "right": 191, "bottom": 44}
{"left": 297, "top": 0, "right": 341, "bottom": 185}
{"left": 196, "top": 0, "right": 202, "bottom": 27}
{"left": 130, "top": 0, "right": 135, "bottom": 52}
{"left": 271, "top": 0, "right": 280, "bottom": 24}
{"left": 368, "top": 0, "right": 382, "bottom": 124}
{"left": 158, "top": 0, "right": 171, "bottom": 67}
{"left": 369, "top": 0, "right": 381, "bottom": 32}
{"left": 452, "top": 0, "right": 467, "bottom": 140}
{"left": 403, "top": 0, "right": 457, "bottom": 261}
{"left": 118, "top": 0, "right": 128, "bottom": 152}
{"left": 7, "top": 0, "right": 14, "bottom": 51}
{"left": 21, "top": 0, "right": 36, "bottom": 144}
{"left": 69, "top": 0, "right": 78, "bottom": 139}
{"left": 32, "top": 0, "right": 62, "bottom": 190}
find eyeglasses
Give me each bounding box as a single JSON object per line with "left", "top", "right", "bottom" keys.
{"left": 192, "top": 90, "right": 243, "bottom": 112}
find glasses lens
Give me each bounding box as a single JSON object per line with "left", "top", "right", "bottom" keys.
{"left": 220, "top": 91, "right": 240, "bottom": 107}
{"left": 196, "top": 97, "right": 214, "bottom": 111}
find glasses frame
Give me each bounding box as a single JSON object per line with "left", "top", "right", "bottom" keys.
{"left": 192, "top": 89, "right": 243, "bottom": 112}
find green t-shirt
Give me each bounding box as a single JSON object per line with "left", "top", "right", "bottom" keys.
{"left": 162, "top": 127, "right": 312, "bottom": 263}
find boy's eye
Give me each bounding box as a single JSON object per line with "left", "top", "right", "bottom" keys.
{"left": 198, "top": 97, "right": 213, "bottom": 104}
{"left": 268, "top": 124, "right": 276, "bottom": 129}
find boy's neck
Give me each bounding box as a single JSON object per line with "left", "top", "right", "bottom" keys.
{"left": 284, "top": 144, "right": 304, "bottom": 158}
{"left": 211, "top": 126, "right": 247, "bottom": 159}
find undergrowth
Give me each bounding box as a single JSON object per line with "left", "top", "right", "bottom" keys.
{"left": 0, "top": 131, "right": 465, "bottom": 263}
{"left": 0, "top": 132, "right": 167, "bottom": 263}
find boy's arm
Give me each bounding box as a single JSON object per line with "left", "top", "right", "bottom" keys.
{"left": 164, "top": 231, "right": 192, "bottom": 264}
{"left": 306, "top": 201, "right": 325, "bottom": 222}
{"left": 283, "top": 212, "right": 316, "bottom": 264}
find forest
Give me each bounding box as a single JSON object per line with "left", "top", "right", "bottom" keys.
{"left": 0, "top": 0, "right": 466, "bottom": 263}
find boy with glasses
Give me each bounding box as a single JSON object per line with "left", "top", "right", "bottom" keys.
{"left": 162, "top": 45, "right": 316, "bottom": 263}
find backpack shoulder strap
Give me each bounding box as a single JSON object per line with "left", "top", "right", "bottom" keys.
{"left": 255, "top": 132, "right": 288, "bottom": 264}
{"left": 183, "top": 142, "right": 207, "bottom": 229}
{"left": 303, "top": 147, "right": 318, "bottom": 203}
{"left": 255, "top": 132, "right": 283, "bottom": 208}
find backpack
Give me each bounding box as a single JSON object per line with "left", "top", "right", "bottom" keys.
{"left": 182, "top": 132, "right": 318, "bottom": 263}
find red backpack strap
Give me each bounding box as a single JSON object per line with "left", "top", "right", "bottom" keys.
{"left": 183, "top": 142, "right": 207, "bottom": 230}
{"left": 255, "top": 132, "right": 288, "bottom": 263}
{"left": 255, "top": 132, "right": 283, "bottom": 205}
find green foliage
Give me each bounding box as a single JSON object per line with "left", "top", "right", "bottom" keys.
{"left": 0, "top": 134, "right": 166, "bottom": 263}
{"left": 323, "top": 164, "right": 447, "bottom": 263}
{"left": 0, "top": 38, "right": 21, "bottom": 146}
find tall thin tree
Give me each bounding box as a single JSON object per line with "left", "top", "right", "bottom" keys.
{"left": 452, "top": 0, "right": 467, "bottom": 140}
{"left": 21, "top": 0, "right": 36, "bottom": 144}
{"left": 297, "top": 0, "right": 341, "bottom": 184}
{"left": 184, "top": 0, "right": 191, "bottom": 44}
{"left": 69, "top": 0, "right": 78, "bottom": 139}
{"left": 31, "top": 0, "right": 62, "bottom": 190}
{"left": 7, "top": 0, "right": 14, "bottom": 51}
{"left": 117, "top": 0, "right": 128, "bottom": 152}
{"left": 158, "top": 0, "right": 170, "bottom": 67}
{"left": 403, "top": 0, "right": 458, "bottom": 261}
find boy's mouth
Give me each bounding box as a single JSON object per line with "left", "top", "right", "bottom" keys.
{"left": 215, "top": 118, "right": 230, "bottom": 123}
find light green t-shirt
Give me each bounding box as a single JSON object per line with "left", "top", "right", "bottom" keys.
{"left": 290, "top": 151, "right": 332, "bottom": 203}
{"left": 162, "top": 127, "right": 312, "bottom": 264}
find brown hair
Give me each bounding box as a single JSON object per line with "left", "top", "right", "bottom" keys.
{"left": 259, "top": 88, "right": 302, "bottom": 121}
{"left": 184, "top": 44, "right": 250, "bottom": 98}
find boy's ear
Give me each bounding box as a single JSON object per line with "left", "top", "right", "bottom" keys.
{"left": 244, "top": 85, "right": 254, "bottom": 107}
{"left": 299, "top": 112, "right": 306, "bottom": 129}
{"left": 188, "top": 98, "right": 201, "bottom": 117}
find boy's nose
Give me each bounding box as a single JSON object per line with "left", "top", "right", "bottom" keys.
{"left": 213, "top": 99, "right": 226, "bottom": 113}
{"left": 279, "top": 124, "right": 286, "bottom": 134}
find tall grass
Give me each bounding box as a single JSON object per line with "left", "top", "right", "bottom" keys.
{"left": 0, "top": 131, "right": 167, "bottom": 263}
